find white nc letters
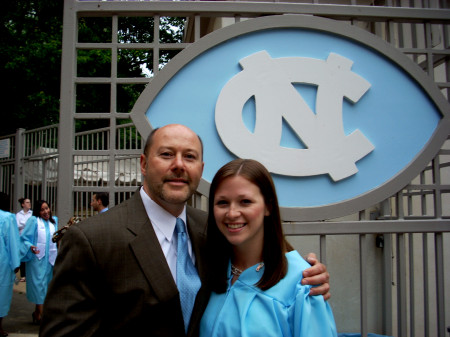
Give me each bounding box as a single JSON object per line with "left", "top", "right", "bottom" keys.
{"left": 215, "top": 51, "right": 374, "bottom": 181}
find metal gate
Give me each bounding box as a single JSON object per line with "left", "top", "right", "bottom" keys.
{"left": 0, "top": 126, "right": 58, "bottom": 214}
{"left": 9, "top": 0, "right": 450, "bottom": 336}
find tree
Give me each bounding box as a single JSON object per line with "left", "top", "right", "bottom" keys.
{"left": 1, "top": 0, "right": 63, "bottom": 136}
{"left": 1, "top": 1, "right": 185, "bottom": 136}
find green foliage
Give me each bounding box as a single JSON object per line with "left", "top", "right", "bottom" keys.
{"left": 1, "top": 0, "right": 63, "bottom": 135}
{"left": 0, "top": 2, "right": 186, "bottom": 137}
{"left": 118, "top": 17, "right": 154, "bottom": 43}
{"left": 78, "top": 17, "right": 112, "bottom": 43}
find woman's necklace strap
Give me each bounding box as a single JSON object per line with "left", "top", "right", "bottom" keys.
{"left": 231, "top": 262, "right": 264, "bottom": 277}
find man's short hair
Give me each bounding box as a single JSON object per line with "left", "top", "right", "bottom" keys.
{"left": 94, "top": 192, "right": 109, "bottom": 207}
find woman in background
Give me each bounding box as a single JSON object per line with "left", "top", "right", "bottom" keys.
{"left": 16, "top": 197, "right": 32, "bottom": 282}
{"left": 20, "top": 200, "right": 58, "bottom": 324}
{"left": 200, "top": 159, "right": 337, "bottom": 337}
{"left": 16, "top": 198, "right": 32, "bottom": 235}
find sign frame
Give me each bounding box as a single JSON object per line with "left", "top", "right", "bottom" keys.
{"left": 131, "top": 14, "right": 450, "bottom": 221}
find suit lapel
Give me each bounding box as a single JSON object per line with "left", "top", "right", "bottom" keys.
{"left": 127, "top": 192, "right": 179, "bottom": 303}
{"left": 186, "top": 208, "right": 208, "bottom": 283}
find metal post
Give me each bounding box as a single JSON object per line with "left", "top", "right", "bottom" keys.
{"left": 57, "top": 0, "right": 77, "bottom": 221}
{"left": 396, "top": 233, "right": 407, "bottom": 337}
{"left": 382, "top": 233, "right": 393, "bottom": 336}
{"left": 409, "top": 233, "right": 415, "bottom": 337}
{"left": 13, "top": 128, "right": 25, "bottom": 213}
{"left": 435, "top": 233, "right": 445, "bottom": 337}
{"left": 360, "top": 234, "right": 368, "bottom": 337}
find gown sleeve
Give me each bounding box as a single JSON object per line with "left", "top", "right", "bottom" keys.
{"left": 5, "top": 212, "right": 21, "bottom": 272}
{"left": 291, "top": 283, "right": 337, "bottom": 337}
{"left": 20, "top": 216, "right": 37, "bottom": 262}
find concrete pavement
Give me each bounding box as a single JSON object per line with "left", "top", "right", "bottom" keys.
{"left": 2, "top": 275, "right": 39, "bottom": 337}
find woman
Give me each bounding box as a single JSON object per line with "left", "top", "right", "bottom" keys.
{"left": 16, "top": 197, "right": 32, "bottom": 282}
{"left": 16, "top": 198, "right": 32, "bottom": 235}
{"left": 0, "top": 194, "right": 21, "bottom": 337}
{"left": 200, "top": 159, "right": 337, "bottom": 337}
{"left": 20, "top": 200, "right": 58, "bottom": 324}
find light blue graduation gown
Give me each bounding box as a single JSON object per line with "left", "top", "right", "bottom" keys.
{"left": 200, "top": 251, "right": 337, "bottom": 337}
{"left": 0, "top": 210, "right": 21, "bottom": 317}
{"left": 20, "top": 216, "right": 58, "bottom": 304}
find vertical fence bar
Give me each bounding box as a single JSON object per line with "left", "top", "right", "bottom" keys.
{"left": 433, "top": 157, "right": 442, "bottom": 219}
{"left": 42, "top": 159, "right": 48, "bottom": 203}
{"left": 396, "top": 233, "right": 408, "bottom": 337}
{"left": 319, "top": 234, "right": 326, "bottom": 266}
{"left": 154, "top": 15, "right": 160, "bottom": 75}
{"left": 408, "top": 233, "right": 415, "bottom": 337}
{"left": 382, "top": 233, "right": 393, "bottom": 336}
{"left": 423, "top": 233, "right": 429, "bottom": 337}
{"left": 435, "top": 233, "right": 445, "bottom": 337}
{"left": 53, "top": 155, "right": 58, "bottom": 213}
{"left": 360, "top": 234, "right": 368, "bottom": 337}
{"left": 14, "top": 129, "right": 25, "bottom": 213}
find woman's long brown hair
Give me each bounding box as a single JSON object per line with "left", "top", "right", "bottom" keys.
{"left": 206, "top": 159, "right": 288, "bottom": 292}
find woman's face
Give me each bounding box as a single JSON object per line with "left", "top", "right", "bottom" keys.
{"left": 22, "top": 199, "right": 31, "bottom": 211}
{"left": 213, "top": 175, "right": 269, "bottom": 252}
{"left": 39, "top": 203, "right": 51, "bottom": 221}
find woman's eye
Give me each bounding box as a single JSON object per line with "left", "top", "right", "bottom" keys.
{"left": 241, "top": 199, "right": 252, "bottom": 205}
{"left": 215, "top": 200, "right": 228, "bottom": 206}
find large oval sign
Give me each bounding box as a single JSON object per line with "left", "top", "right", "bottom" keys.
{"left": 131, "top": 15, "right": 450, "bottom": 221}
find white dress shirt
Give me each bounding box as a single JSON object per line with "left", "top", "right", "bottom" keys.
{"left": 139, "top": 187, "right": 196, "bottom": 283}
{"left": 16, "top": 209, "right": 32, "bottom": 235}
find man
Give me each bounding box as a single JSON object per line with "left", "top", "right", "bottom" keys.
{"left": 40, "top": 124, "right": 329, "bottom": 337}
{"left": 91, "top": 192, "right": 109, "bottom": 213}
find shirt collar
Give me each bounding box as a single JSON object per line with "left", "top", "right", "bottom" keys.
{"left": 140, "top": 187, "right": 187, "bottom": 242}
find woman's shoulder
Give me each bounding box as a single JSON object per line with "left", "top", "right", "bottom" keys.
{"left": 263, "top": 251, "right": 311, "bottom": 304}
{"left": 27, "top": 215, "right": 37, "bottom": 223}
{"left": 0, "top": 210, "right": 16, "bottom": 227}
{"left": 286, "top": 250, "right": 311, "bottom": 270}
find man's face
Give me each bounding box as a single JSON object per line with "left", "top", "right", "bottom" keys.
{"left": 140, "top": 124, "right": 204, "bottom": 216}
{"left": 91, "top": 195, "right": 100, "bottom": 212}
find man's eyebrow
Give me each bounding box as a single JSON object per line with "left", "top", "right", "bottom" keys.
{"left": 155, "top": 147, "right": 200, "bottom": 154}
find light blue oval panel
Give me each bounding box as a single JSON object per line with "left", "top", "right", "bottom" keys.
{"left": 145, "top": 28, "right": 441, "bottom": 208}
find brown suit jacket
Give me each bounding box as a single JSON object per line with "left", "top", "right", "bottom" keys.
{"left": 40, "top": 190, "right": 209, "bottom": 337}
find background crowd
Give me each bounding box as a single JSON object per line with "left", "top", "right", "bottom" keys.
{"left": 0, "top": 193, "right": 58, "bottom": 337}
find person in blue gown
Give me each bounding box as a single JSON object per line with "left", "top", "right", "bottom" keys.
{"left": 0, "top": 194, "right": 21, "bottom": 337}
{"left": 16, "top": 197, "right": 32, "bottom": 282}
{"left": 200, "top": 159, "right": 337, "bottom": 337}
{"left": 20, "top": 200, "right": 58, "bottom": 324}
